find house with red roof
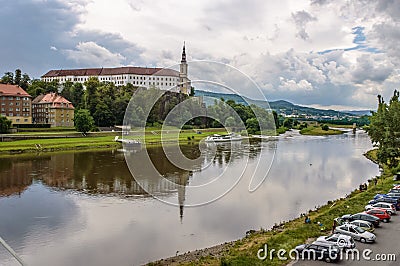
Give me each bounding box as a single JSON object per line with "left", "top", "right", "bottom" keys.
{"left": 32, "top": 93, "right": 75, "bottom": 127}
{"left": 0, "top": 84, "right": 32, "bottom": 125}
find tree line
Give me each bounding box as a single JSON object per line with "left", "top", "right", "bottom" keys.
{"left": 1, "top": 69, "right": 283, "bottom": 135}
{"left": 367, "top": 90, "right": 400, "bottom": 169}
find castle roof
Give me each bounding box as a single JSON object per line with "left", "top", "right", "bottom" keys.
{"left": 42, "top": 67, "right": 179, "bottom": 78}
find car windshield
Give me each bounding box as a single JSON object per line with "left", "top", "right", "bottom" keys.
{"left": 354, "top": 227, "right": 365, "bottom": 233}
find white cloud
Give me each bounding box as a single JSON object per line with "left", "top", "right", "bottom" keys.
{"left": 63, "top": 41, "right": 126, "bottom": 67}
{"left": 279, "top": 78, "right": 313, "bottom": 92}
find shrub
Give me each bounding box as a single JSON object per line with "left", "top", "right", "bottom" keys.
{"left": 321, "top": 124, "right": 329, "bottom": 131}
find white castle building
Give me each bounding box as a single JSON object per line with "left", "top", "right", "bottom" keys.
{"left": 41, "top": 44, "right": 191, "bottom": 94}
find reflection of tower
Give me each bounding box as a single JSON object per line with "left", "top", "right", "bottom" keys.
{"left": 179, "top": 42, "right": 191, "bottom": 95}
{"left": 177, "top": 171, "right": 191, "bottom": 222}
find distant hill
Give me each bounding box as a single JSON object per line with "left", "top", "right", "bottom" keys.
{"left": 195, "top": 90, "right": 359, "bottom": 118}
{"left": 343, "top": 110, "right": 372, "bottom": 116}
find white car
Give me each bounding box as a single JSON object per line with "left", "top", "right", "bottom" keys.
{"left": 365, "top": 202, "right": 396, "bottom": 215}
{"left": 315, "top": 233, "right": 355, "bottom": 249}
{"left": 350, "top": 220, "right": 375, "bottom": 232}
{"left": 334, "top": 224, "right": 376, "bottom": 243}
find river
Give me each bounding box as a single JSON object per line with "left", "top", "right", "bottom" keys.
{"left": 0, "top": 130, "right": 379, "bottom": 265}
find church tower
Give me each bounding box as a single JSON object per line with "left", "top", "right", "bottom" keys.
{"left": 179, "top": 42, "right": 191, "bottom": 95}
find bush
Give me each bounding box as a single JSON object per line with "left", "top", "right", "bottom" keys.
{"left": 321, "top": 124, "right": 329, "bottom": 131}
{"left": 0, "top": 115, "right": 12, "bottom": 133}
{"left": 299, "top": 122, "right": 308, "bottom": 130}
{"left": 74, "top": 109, "right": 95, "bottom": 134}
{"left": 182, "top": 124, "right": 194, "bottom": 129}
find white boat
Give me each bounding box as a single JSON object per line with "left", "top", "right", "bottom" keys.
{"left": 114, "top": 136, "right": 141, "bottom": 147}
{"left": 205, "top": 133, "right": 242, "bottom": 143}
{"left": 251, "top": 134, "right": 278, "bottom": 140}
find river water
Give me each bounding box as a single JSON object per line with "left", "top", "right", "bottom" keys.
{"left": 0, "top": 130, "right": 379, "bottom": 265}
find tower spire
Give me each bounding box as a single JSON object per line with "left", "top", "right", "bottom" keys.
{"left": 181, "top": 41, "right": 186, "bottom": 63}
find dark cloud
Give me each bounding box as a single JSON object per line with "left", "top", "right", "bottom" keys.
{"left": 292, "top": 11, "right": 317, "bottom": 40}
{"left": 0, "top": 0, "right": 144, "bottom": 78}
{"left": 310, "top": 0, "right": 332, "bottom": 5}
{"left": 369, "top": 22, "right": 400, "bottom": 60}
{"left": 351, "top": 54, "right": 393, "bottom": 84}
{"left": 375, "top": 0, "right": 400, "bottom": 21}
{"left": 0, "top": 0, "right": 85, "bottom": 77}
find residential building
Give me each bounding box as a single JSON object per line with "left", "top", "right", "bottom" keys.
{"left": 0, "top": 84, "right": 32, "bottom": 125}
{"left": 41, "top": 45, "right": 191, "bottom": 94}
{"left": 32, "top": 93, "right": 75, "bottom": 127}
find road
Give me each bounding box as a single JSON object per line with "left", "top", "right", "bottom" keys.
{"left": 292, "top": 214, "right": 400, "bottom": 265}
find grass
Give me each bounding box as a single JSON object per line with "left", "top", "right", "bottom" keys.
{"left": 169, "top": 149, "right": 395, "bottom": 266}
{"left": 325, "top": 123, "right": 355, "bottom": 129}
{"left": 300, "top": 126, "right": 344, "bottom": 136}
{"left": 0, "top": 136, "right": 120, "bottom": 153}
{"left": 0, "top": 128, "right": 228, "bottom": 154}
{"left": 276, "top": 127, "right": 289, "bottom": 135}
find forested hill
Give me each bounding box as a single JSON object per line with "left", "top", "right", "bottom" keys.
{"left": 195, "top": 90, "right": 368, "bottom": 118}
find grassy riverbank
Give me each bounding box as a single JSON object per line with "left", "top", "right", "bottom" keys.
{"left": 0, "top": 129, "right": 227, "bottom": 154}
{"left": 152, "top": 149, "right": 394, "bottom": 266}
{"left": 300, "top": 125, "right": 344, "bottom": 136}
{"left": 0, "top": 136, "right": 121, "bottom": 154}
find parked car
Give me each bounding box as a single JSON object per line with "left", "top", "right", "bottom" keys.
{"left": 349, "top": 220, "right": 375, "bottom": 233}
{"left": 392, "top": 184, "right": 400, "bottom": 189}
{"left": 364, "top": 209, "right": 391, "bottom": 223}
{"left": 389, "top": 188, "right": 400, "bottom": 193}
{"left": 387, "top": 192, "right": 400, "bottom": 199}
{"left": 334, "top": 217, "right": 346, "bottom": 226}
{"left": 365, "top": 202, "right": 396, "bottom": 215}
{"left": 374, "top": 193, "right": 394, "bottom": 200}
{"left": 334, "top": 224, "right": 376, "bottom": 243}
{"left": 315, "top": 233, "right": 355, "bottom": 249}
{"left": 341, "top": 213, "right": 380, "bottom": 227}
{"left": 368, "top": 197, "right": 400, "bottom": 211}
{"left": 294, "top": 242, "right": 341, "bottom": 262}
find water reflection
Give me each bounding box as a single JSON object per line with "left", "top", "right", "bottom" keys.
{"left": 0, "top": 141, "right": 265, "bottom": 219}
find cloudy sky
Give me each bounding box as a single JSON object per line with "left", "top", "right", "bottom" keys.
{"left": 1, "top": 0, "right": 399, "bottom": 110}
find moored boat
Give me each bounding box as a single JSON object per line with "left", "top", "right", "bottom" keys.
{"left": 205, "top": 133, "right": 242, "bottom": 143}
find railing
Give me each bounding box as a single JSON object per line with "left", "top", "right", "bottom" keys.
{"left": 0, "top": 236, "right": 25, "bottom": 265}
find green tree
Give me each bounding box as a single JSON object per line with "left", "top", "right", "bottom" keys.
{"left": 20, "top": 73, "right": 31, "bottom": 90}
{"left": 93, "top": 102, "right": 114, "bottom": 127}
{"left": 1, "top": 72, "right": 14, "bottom": 84}
{"left": 71, "top": 83, "right": 85, "bottom": 109}
{"left": 272, "top": 111, "right": 280, "bottom": 128}
{"left": 60, "top": 81, "right": 74, "bottom": 102}
{"left": 14, "top": 69, "right": 21, "bottom": 86}
{"left": 0, "top": 115, "right": 12, "bottom": 133}
{"left": 74, "top": 109, "right": 94, "bottom": 134}
{"left": 27, "top": 79, "right": 45, "bottom": 98}
{"left": 283, "top": 118, "right": 294, "bottom": 128}
{"left": 367, "top": 91, "right": 400, "bottom": 167}
{"left": 246, "top": 117, "right": 260, "bottom": 134}
{"left": 84, "top": 77, "right": 101, "bottom": 113}
{"left": 321, "top": 124, "right": 329, "bottom": 131}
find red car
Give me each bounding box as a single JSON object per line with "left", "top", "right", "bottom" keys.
{"left": 364, "top": 209, "right": 391, "bottom": 223}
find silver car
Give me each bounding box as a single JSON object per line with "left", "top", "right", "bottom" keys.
{"left": 350, "top": 220, "right": 375, "bottom": 233}
{"left": 315, "top": 233, "right": 355, "bottom": 249}
{"left": 334, "top": 224, "right": 376, "bottom": 243}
